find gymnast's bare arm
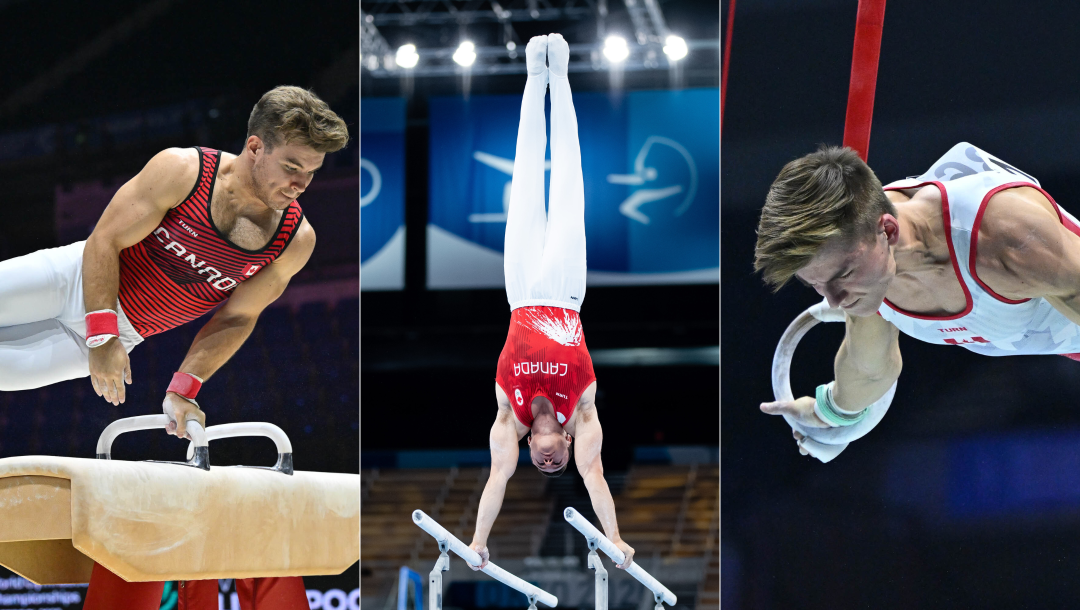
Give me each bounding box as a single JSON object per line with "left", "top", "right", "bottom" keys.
{"left": 973, "top": 186, "right": 1080, "bottom": 325}
{"left": 571, "top": 386, "right": 636, "bottom": 569}
{"left": 164, "top": 219, "right": 315, "bottom": 439}
{"left": 83, "top": 148, "right": 200, "bottom": 407}
{"left": 468, "top": 392, "right": 523, "bottom": 570}
{"left": 760, "top": 308, "right": 902, "bottom": 443}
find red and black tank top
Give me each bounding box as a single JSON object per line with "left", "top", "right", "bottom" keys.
{"left": 495, "top": 306, "right": 596, "bottom": 427}
{"left": 118, "top": 147, "right": 304, "bottom": 337}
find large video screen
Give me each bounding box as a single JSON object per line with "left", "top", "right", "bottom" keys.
{"left": 428, "top": 88, "right": 719, "bottom": 289}
{"left": 360, "top": 97, "right": 406, "bottom": 291}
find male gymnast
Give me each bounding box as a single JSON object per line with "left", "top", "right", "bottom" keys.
{"left": 756, "top": 143, "right": 1080, "bottom": 454}
{"left": 0, "top": 85, "right": 348, "bottom": 609}
{"left": 467, "top": 34, "right": 636, "bottom": 570}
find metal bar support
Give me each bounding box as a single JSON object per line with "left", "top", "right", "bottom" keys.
{"left": 588, "top": 541, "right": 608, "bottom": 610}
{"left": 428, "top": 543, "right": 450, "bottom": 610}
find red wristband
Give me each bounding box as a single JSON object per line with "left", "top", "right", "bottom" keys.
{"left": 84, "top": 310, "right": 119, "bottom": 348}
{"left": 168, "top": 372, "right": 203, "bottom": 399}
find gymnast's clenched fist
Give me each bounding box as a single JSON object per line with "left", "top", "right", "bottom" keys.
{"left": 163, "top": 392, "right": 206, "bottom": 440}
{"left": 467, "top": 542, "right": 490, "bottom": 570}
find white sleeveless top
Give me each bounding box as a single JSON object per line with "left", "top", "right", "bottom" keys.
{"left": 877, "top": 142, "right": 1080, "bottom": 356}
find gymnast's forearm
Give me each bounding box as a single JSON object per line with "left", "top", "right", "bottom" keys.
{"left": 82, "top": 233, "right": 122, "bottom": 313}
{"left": 583, "top": 467, "right": 624, "bottom": 543}
{"left": 833, "top": 317, "right": 902, "bottom": 411}
{"left": 471, "top": 473, "right": 509, "bottom": 547}
{"left": 175, "top": 311, "right": 257, "bottom": 381}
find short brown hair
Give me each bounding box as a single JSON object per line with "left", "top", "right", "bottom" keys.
{"left": 247, "top": 86, "right": 350, "bottom": 153}
{"left": 754, "top": 146, "right": 896, "bottom": 290}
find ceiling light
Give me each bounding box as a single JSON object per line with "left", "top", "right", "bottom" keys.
{"left": 396, "top": 44, "right": 419, "bottom": 69}
{"left": 663, "top": 35, "right": 688, "bottom": 61}
{"left": 453, "top": 41, "right": 477, "bottom": 67}
{"left": 603, "top": 36, "right": 629, "bottom": 63}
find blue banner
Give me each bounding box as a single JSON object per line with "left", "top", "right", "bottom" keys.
{"left": 361, "top": 97, "right": 406, "bottom": 291}
{"left": 428, "top": 88, "right": 719, "bottom": 288}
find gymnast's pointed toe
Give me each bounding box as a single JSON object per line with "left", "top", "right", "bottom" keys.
{"left": 547, "top": 33, "right": 570, "bottom": 77}
{"left": 526, "top": 35, "right": 549, "bottom": 76}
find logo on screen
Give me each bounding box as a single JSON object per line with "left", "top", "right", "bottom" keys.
{"left": 607, "top": 136, "right": 698, "bottom": 225}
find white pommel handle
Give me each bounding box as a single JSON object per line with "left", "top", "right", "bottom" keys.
{"left": 563, "top": 507, "right": 677, "bottom": 606}
{"left": 771, "top": 298, "right": 896, "bottom": 463}
{"left": 96, "top": 414, "right": 207, "bottom": 457}
{"left": 185, "top": 422, "right": 293, "bottom": 459}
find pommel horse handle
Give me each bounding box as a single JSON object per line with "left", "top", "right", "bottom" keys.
{"left": 412, "top": 510, "right": 559, "bottom": 608}
{"left": 563, "top": 507, "right": 677, "bottom": 606}
{"left": 96, "top": 414, "right": 209, "bottom": 471}
{"left": 184, "top": 422, "right": 295, "bottom": 475}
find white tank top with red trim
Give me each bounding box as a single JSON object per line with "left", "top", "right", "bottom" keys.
{"left": 877, "top": 142, "right": 1080, "bottom": 356}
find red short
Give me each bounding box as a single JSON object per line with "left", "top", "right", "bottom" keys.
{"left": 83, "top": 562, "right": 309, "bottom": 610}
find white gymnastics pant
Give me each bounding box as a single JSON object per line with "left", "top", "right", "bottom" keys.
{"left": 504, "top": 70, "right": 587, "bottom": 312}
{"left": 0, "top": 241, "right": 142, "bottom": 391}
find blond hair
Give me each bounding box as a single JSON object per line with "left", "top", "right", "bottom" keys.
{"left": 754, "top": 146, "right": 895, "bottom": 290}
{"left": 247, "top": 86, "right": 350, "bottom": 153}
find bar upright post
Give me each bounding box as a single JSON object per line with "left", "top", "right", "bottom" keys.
{"left": 429, "top": 541, "right": 450, "bottom": 610}
{"left": 587, "top": 540, "right": 608, "bottom": 610}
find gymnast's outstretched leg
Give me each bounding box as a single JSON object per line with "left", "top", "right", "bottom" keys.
{"left": 504, "top": 35, "right": 551, "bottom": 310}
{"left": 541, "top": 32, "right": 587, "bottom": 311}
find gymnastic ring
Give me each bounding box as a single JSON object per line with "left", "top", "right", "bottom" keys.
{"left": 185, "top": 422, "right": 295, "bottom": 475}
{"left": 96, "top": 414, "right": 209, "bottom": 470}
{"left": 771, "top": 299, "right": 897, "bottom": 462}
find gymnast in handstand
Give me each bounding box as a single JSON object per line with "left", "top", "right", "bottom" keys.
{"left": 468, "top": 33, "right": 636, "bottom": 570}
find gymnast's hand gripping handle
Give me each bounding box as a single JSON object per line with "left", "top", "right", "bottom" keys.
{"left": 563, "top": 507, "right": 677, "bottom": 606}
{"left": 771, "top": 299, "right": 896, "bottom": 462}
{"left": 184, "top": 422, "right": 295, "bottom": 475}
{"left": 412, "top": 510, "right": 559, "bottom": 607}
{"left": 96, "top": 414, "right": 209, "bottom": 470}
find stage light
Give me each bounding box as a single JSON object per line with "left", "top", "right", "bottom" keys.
{"left": 506, "top": 41, "right": 517, "bottom": 51}
{"left": 663, "top": 35, "right": 688, "bottom": 61}
{"left": 396, "top": 44, "right": 419, "bottom": 69}
{"left": 453, "top": 41, "right": 477, "bottom": 67}
{"left": 603, "top": 36, "right": 629, "bottom": 63}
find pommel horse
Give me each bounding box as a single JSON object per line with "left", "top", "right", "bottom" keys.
{"left": 563, "top": 507, "right": 677, "bottom": 610}
{"left": 412, "top": 510, "right": 558, "bottom": 610}
{"left": 0, "top": 414, "right": 359, "bottom": 588}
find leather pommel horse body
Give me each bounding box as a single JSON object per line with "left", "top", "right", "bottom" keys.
{"left": 0, "top": 415, "right": 359, "bottom": 586}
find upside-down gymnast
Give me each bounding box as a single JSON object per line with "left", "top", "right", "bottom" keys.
{"left": 466, "top": 33, "right": 636, "bottom": 570}
{"left": 756, "top": 143, "right": 1080, "bottom": 455}
{"left": 0, "top": 86, "right": 348, "bottom": 609}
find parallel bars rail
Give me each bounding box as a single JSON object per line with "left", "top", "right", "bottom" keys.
{"left": 563, "top": 507, "right": 678, "bottom": 607}
{"left": 412, "top": 510, "right": 559, "bottom": 608}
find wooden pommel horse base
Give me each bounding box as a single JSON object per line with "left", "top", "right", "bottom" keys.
{"left": 0, "top": 415, "right": 359, "bottom": 586}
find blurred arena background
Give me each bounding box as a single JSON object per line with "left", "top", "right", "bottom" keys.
{"left": 722, "top": 1, "right": 1080, "bottom": 608}
{"left": 0, "top": 1, "right": 358, "bottom": 608}
{"left": 360, "top": 0, "right": 719, "bottom": 608}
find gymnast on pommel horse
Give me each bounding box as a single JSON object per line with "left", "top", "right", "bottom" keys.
{"left": 469, "top": 33, "right": 635, "bottom": 572}
{"left": 0, "top": 86, "right": 350, "bottom": 607}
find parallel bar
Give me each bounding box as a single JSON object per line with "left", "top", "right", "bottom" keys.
{"left": 563, "top": 507, "right": 677, "bottom": 606}
{"left": 413, "top": 510, "right": 559, "bottom": 608}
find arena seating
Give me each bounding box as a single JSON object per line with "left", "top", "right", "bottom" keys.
{"left": 360, "top": 460, "right": 717, "bottom": 610}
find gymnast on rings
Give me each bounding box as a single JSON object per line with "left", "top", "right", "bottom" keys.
{"left": 467, "top": 33, "right": 636, "bottom": 570}
{"left": 755, "top": 143, "right": 1080, "bottom": 455}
